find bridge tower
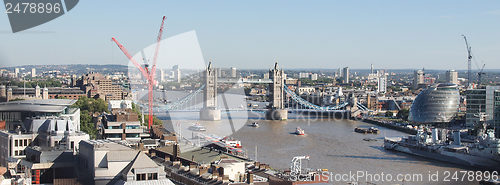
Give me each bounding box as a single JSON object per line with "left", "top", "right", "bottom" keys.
{"left": 349, "top": 93, "right": 360, "bottom": 118}
{"left": 266, "top": 62, "right": 288, "bottom": 120}
{"left": 200, "top": 62, "right": 221, "bottom": 120}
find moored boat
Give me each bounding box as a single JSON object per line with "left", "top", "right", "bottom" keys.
{"left": 354, "top": 127, "right": 379, "bottom": 134}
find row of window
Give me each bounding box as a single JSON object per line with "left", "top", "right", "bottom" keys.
{"left": 14, "top": 149, "right": 25, "bottom": 156}
{"left": 136, "top": 173, "right": 158, "bottom": 181}
{"left": 14, "top": 139, "right": 32, "bottom": 147}
{"left": 106, "top": 125, "right": 140, "bottom": 129}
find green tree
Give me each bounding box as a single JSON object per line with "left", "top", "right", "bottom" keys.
{"left": 144, "top": 115, "right": 163, "bottom": 126}
{"left": 131, "top": 103, "right": 143, "bottom": 124}
{"left": 396, "top": 109, "right": 410, "bottom": 121}
{"left": 385, "top": 111, "right": 393, "bottom": 118}
{"left": 72, "top": 96, "right": 108, "bottom": 114}
{"left": 79, "top": 110, "right": 97, "bottom": 139}
{"left": 72, "top": 97, "right": 108, "bottom": 139}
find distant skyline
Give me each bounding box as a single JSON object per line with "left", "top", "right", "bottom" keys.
{"left": 1, "top": 1, "right": 500, "bottom": 70}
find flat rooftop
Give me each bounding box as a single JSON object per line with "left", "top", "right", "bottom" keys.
{"left": 0, "top": 99, "right": 76, "bottom": 112}
{"left": 155, "top": 146, "right": 247, "bottom": 164}
{"left": 82, "top": 140, "right": 133, "bottom": 151}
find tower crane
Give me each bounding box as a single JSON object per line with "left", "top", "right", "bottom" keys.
{"left": 478, "top": 64, "right": 486, "bottom": 85}
{"left": 112, "top": 16, "right": 167, "bottom": 130}
{"left": 462, "top": 35, "right": 472, "bottom": 89}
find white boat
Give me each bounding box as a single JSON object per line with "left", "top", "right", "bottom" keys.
{"left": 251, "top": 122, "right": 259, "bottom": 127}
{"left": 295, "top": 127, "right": 305, "bottom": 135}
{"left": 222, "top": 137, "right": 242, "bottom": 148}
{"left": 188, "top": 123, "right": 206, "bottom": 132}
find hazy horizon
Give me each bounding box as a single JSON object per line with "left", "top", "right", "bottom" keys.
{"left": 3, "top": 63, "right": 500, "bottom": 72}
{"left": 1, "top": 1, "right": 500, "bottom": 70}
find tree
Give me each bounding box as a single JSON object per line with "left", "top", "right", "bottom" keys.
{"left": 72, "top": 96, "right": 108, "bottom": 139}
{"left": 72, "top": 96, "right": 108, "bottom": 114}
{"left": 396, "top": 109, "right": 410, "bottom": 121}
{"left": 144, "top": 115, "right": 163, "bottom": 126}
{"left": 79, "top": 110, "right": 97, "bottom": 139}
{"left": 131, "top": 103, "right": 143, "bottom": 124}
{"left": 385, "top": 111, "right": 393, "bottom": 118}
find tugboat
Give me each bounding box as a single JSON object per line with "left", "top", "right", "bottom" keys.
{"left": 250, "top": 122, "right": 259, "bottom": 127}
{"left": 354, "top": 127, "right": 379, "bottom": 134}
{"left": 295, "top": 127, "right": 305, "bottom": 135}
{"left": 188, "top": 123, "right": 207, "bottom": 132}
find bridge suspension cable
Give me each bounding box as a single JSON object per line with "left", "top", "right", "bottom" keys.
{"left": 164, "top": 84, "right": 205, "bottom": 110}
{"left": 284, "top": 85, "right": 348, "bottom": 111}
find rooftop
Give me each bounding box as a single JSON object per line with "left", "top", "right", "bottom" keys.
{"left": 155, "top": 146, "right": 246, "bottom": 165}
{"left": 82, "top": 140, "right": 133, "bottom": 151}
{"left": 0, "top": 99, "right": 76, "bottom": 112}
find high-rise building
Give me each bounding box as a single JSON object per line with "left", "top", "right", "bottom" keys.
{"left": 370, "top": 64, "right": 374, "bottom": 74}
{"left": 14, "top": 68, "right": 19, "bottom": 78}
{"left": 216, "top": 68, "right": 222, "bottom": 78}
{"left": 465, "top": 86, "right": 500, "bottom": 131}
{"left": 299, "top": 72, "right": 309, "bottom": 78}
{"left": 310, "top": 73, "right": 318, "bottom": 80}
{"left": 160, "top": 68, "right": 165, "bottom": 82}
{"left": 413, "top": 69, "right": 425, "bottom": 89}
{"left": 263, "top": 73, "right": 270, "bottom": 79}
{"left": 466, "top": 88, "right": 486, "bottom": 128}
{"left": 31, "top": 68, "right": 36, "bottom": 78}
{"left": 230, "top": 67, "right": 237, "bottom": 78}
{"left": 377, "top": 75, "right": 387, "bottom": 93}
{"left": 485, "top": 86, "right": 500, "bottom": 130}
{"left": 173, "top": 65, "right": 181, "bottom": 83}
{"left": 446, "top": 70, "right": 459, "bottom": 85}
{"left": 342, "top": 67, "right": 350, "bottom": 83}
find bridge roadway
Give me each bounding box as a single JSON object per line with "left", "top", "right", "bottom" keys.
{"left": 216, "top": 78, "right": 273, "bottom": 84}
{"left": 152, "top": 108, "right": 349, "bottom": 114}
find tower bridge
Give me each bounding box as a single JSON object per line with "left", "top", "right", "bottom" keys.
{"left": 154, "top": 61, "right": 371, "bottom": 120}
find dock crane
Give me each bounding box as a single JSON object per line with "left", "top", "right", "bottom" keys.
{"left": 462, "top": 35, "right": 472, "bottom": 89}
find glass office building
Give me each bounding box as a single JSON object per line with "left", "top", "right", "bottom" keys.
{"left": 465, "top": 86, "right": 500, "bottom": 137}
{"left": 409, "top": 83, "right": 460, "bottom": 124}
{"left": 486, "top": 86, "right": 500, "bottom": 129}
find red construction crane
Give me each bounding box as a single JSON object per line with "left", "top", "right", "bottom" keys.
{"left": 112, "top": 16, "right": 166, "bottom": 130}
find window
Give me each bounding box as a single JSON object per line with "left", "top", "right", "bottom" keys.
{"left": 24, "top": 139, "right": 27, "bottom": 146}
{"left": 71, "top": 141, "right": 75, "bottom": 149}
{"left": 136, "top": 173, "right": 146, "bottom": 181}
{"left": 15, "top": 150, "right": 18, "bottom": 156}
{"left": 15, "top": 140, "right": 18, "bottom": 147}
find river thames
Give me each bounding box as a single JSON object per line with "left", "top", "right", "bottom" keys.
{"left": 161, "top": 111, "right": 478, "bottom": 185}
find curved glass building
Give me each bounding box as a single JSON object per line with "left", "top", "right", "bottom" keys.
{"left": 409, "top": 83, "right": 460, "bottom": 124}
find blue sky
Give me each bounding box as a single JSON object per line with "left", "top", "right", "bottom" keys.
{"left": 1, "top": 0, "right": 499, "bottom": 70}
